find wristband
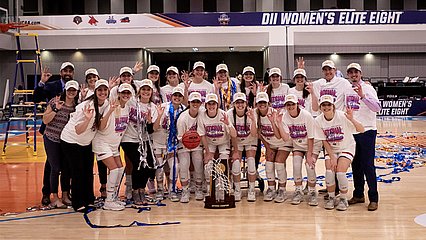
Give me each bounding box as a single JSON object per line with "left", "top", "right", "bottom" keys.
{"left": 52, "top": 106, "right": 59, "bottom": 113}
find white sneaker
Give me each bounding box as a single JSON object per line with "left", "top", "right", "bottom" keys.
{"left": 195, "top": 189, "right": 204, "bottom": 201}
{"left": 247, "top": 189, "right": 256, "bottom": 202}
{"left": 336, "top": 198, "right": 349, "bottom": 211}
{"left": 234, "top": 188, "right": 242, "bottom": 202}
{"left": 103, "top": 201, "right": 125, "bottom": 211}
{"left": 324, "top": 197, "right": 336, "bottom": 210}
{"left": 180, "top": 189, "right": 190, "bottom": 203}
{"left": 169, "top": 192, "right": 179, "bottom": 202}
{"left": 307, "top": 191, "right": 319, "bottom": 206}
{"left": 274, "top": 189, "right": 286, "bottom": 203}
{"left": 155, "top": 189, "right": 164, "bottom": 200}
{"left": 291, "top": 191, "right": 304, "bottom": 205}
{"left": 263, "top": 188, "right": 276, "bottom": 202}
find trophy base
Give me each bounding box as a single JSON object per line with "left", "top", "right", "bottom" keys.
{"left": 204, "top": 195, "right": 236, "bottom": 209}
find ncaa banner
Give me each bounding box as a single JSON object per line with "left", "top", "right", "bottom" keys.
{"left": 17, "top": 11, "right": 426, "bottom": 30}
{"left": 378, "top": 99, "right": 426, "bottom": 116}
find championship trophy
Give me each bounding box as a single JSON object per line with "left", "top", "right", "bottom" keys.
{"left": 204, "top": 159, "right": 236, "bottom": 209}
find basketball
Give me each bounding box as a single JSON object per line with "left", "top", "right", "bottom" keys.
{"left": 181, "top": 130, "right": 201, "bottom": 149}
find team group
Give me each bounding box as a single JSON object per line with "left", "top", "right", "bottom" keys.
{"left": 35, "top": 58, "right": 380, "bottom": 213}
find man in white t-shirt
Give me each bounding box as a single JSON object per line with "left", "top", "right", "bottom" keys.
{"left": 345, "top": 63, "right": 381, "bottom": 211}
{"left": 312, "top": 60, "right": 353, "bottom": 112}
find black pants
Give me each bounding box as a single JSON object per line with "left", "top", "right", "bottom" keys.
{"left": 41, "top": 160, "right": 51, "bottom": 196}
{"left": 43, "top": 135, "right": 71, "bottom": 193}
{"left": 97, "top": 160, "right": 107, "bottom": 185}
{"left": 61, "top": 140, "right": 95, "bottom": 211}
{"left": 353, "top": 130, "right": 379, "bottom": 202}
{"left": 121, "top": 142, "right": 155, "bottom": 190}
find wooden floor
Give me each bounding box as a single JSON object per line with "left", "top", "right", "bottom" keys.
{"left": 0, "top": 117, "right": 425, "bottom": 239}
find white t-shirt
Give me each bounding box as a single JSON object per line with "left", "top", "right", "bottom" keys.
{"left": 92, "top": 104, "right": 130, "bottom": 151}
{"left": 270, "top": 83, "right": 290, "bottom": 111}
{"left": 121, "top": 98, "right": 158, "bottom": 143}
{"left": 345, "top": 81, "right": 378, "bottom": 131}
{"left": 197, "top": 109, "right": 230, "bottom": 146}
{"left": 226, "top": 108, "right": 257, "bottom": 146}
{"left": 60, "top": 99, "right": 109, "bottom": 146}
{"left": 152, "top": 102, "right": 185, "bottom": 146}
{"left": 160, "top": 84, "right": 179, "bottom": 103}
{"left": 254, "top": 108, "right": 282, "bottom": 146}
{"left": 288, "top": 87, "right": 316, "bottom": 116}
{"left": 181, "top": 80, "right": 215, "bottom": 103}
{"left": 313, "top": 76, "right": 353, "bottom": 111}
{"left": 283, "top": 108, "right": 315, "bottom": 151}
{"left": 177, "top": 109, "right": 202, "bottom": 151}
{"left": 314, "top": 110, "right": 357, "bottom": 155}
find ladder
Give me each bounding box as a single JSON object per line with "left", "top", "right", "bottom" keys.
{"left": 2, "top": 33, "right": 42, "bottom": 156}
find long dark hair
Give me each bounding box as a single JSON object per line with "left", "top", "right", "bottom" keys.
{"left": 84, "top": 88, "right": 107, "bottom": 130}
{"left": 232, "top": 106, "right": 248, "bottom": 132}
{"left": 240, "top": 77, "right": 257, "bottom": 108}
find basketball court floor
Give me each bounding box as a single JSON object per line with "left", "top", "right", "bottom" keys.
{"left": 0, "top": 117, "right": 425, "bottom": 239}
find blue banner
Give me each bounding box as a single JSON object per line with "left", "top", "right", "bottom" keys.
{"left": 378, "top": 99, "right": 426, "bottom": 116}
{"left": 159, "top": 11, "right": 426, "bottom": 27}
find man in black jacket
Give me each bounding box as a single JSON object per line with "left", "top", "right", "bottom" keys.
{"left": 34, "top": 61, "right": 74, "bottom": 206}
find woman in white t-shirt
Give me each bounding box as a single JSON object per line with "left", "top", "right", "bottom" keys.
{"left": 120, "top": 79, "right": 158, "bottom": 206}
{"left": 153, "top": 86, "right": 185, "bottom": 202}
{"left": 214, "top": 63, "right": 239, "bottom": 111}
{"left": 238, "top": 66, "right": 258, "bottom": 108}
{"left": 160, "top": 66, "right": 181, "bottom": 103}
{"left": 314, "top": 95, "right": 364, "bottom": 211}
{"left": 198, "top": 93, "right": 236, "bottom": 196}
{"left": 146, "top": 65, "right": 162, "bottom": 105}
{"left": 60, "top": 79, "right": 110, "bottom": 212}
{"left": 186, "top": 61, "right": 215, "bottom": 104}
{"left": 288, "top": 68, "right": 318, "bottom": 116}
{"left": 79, "top": 68, "right": 99, "bottom": 102}
{"left": 227, "top": 93, "right": 257, "bottom": 202}
{"left": 266, "top": 67, "right": 289, "bottom": 112}
{"left": 276, "top": 94, "right": 319, "bottom": 207}
{"left": 92, "top": 83, "right": 133, "bottom": 211}
{"left": 254, "top": 92, "right": 290, "bottom": 203}
{"left": 176, "top": 92, "right": 204, "bottom": 203}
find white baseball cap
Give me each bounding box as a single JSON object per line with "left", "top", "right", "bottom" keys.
{"left": 166, "top": 66, "right": 179, "bottom": 74}
{"left": 65, "top": 80, "right": 79, "bottom": 90}
{"left": 119, "top": 67, "right": 133, "bottom": 76}
{"left": 172, "top": 86, "right": 184, "bottom": 96}
{"left": 232, "top": 92, "right": 247, "bottom": 103}
{"left": 284, "top": 94, "right": 298, "bottom": 104}
{"left": 85, "top": 68, "right": 99, "bottom": 77}
{"left": 138, "top": 79, "right": 154, "bottom": 89}
{"left": 118, "top": 83, "right": 133, "bottom": 93}
{"left": 216, "top": 63, "right": 229, "bottom": 73}
{"left": 269, "top": 67, "right": 281, "bottom": 77}
{"left": 256, "top": 92, "right": 269, "bottom": 103}
{"left": 188, "top": 92, "right": 202, "bottom": 102}
{"left": 95, "top": 79, "right": 109, "bottom": 89}
{"left": 347, "top": 63, "right": 362, "bottom": 72}
{"left": 319, "top": 95, "right": 335, "bottom": 105}
{"left": 193, "top": 61, "right": 205, "bottom": 70}
{"left": 242, "top": 66, "right": 255, "bottom": 75}
{"left": 322, "top": 60, "right": 336, "bottom": 69}
{"left": 147, "top": 65, "right": 160, "bottom": 73}
{"left": 293, "top": 68, "right": 307, "bottom": 79}
{"left": 60, "top": 62, "right": 74, "bottom": 71}
{"left": 205, "top": 93, "right": 218, "bottom": 103}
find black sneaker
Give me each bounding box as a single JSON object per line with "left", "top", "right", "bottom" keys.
{"left": 41, "top": 194, "right": 51, "bottom": 206}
